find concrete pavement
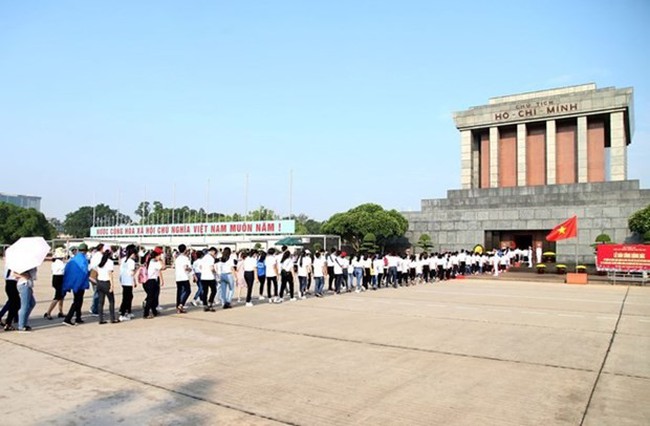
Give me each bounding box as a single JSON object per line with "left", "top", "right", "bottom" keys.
{"left": 0, "top": 266, "right": 648, "bottom": 425}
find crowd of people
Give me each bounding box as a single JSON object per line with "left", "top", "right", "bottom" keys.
{"left": 1, "top": 242, "right": 532, "bottom": 332}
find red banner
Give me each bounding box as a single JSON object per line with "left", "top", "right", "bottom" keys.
{"left": 596, "top": 244, "right": 650, "bottom": 272}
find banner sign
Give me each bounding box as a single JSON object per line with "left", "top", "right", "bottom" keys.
{"left": 596, "top": 244, "right": 650, "bottom": 272}
{"left": 90, "top": 220, "right": 296, "bottom": 238}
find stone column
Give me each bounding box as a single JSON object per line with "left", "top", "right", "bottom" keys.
{"left": 517, "top": 123, "right": 526, "bottom": 186}
{"left": 610, "top": 111, "right": 627, "bottom": 181}
{"left": 471, "top": 139, "right": 480, "bottom": 188}
{"left": 489, "top": 127, "right": 499, "bottom": 188}
{"left": 460, "top": 130, "right": 472, "bottom": 189}
{"left": 577, "top": 116, "right": 588, "bottom": 182}
{"left": 546, "top": 120, "right": 557, "bottom": 185}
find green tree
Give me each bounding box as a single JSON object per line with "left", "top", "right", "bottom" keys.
{"left": 63, "top": 204, "right": 126, "bottom": 237}
{"left": 417, "top": 234, "right": 433, "bottom": 252}
{"left": 135, "top": 201, "right": 151, "bottom": 223}
{"left": 629, "top": 204, "right": 650, "bottom": 236}
{"left": 360, "top": 233, "right": 378, "bottom": 253}
{"left": 595, "top": 233, "right": 611, "bottom": 244}
{"left": 321, "top": 203, "right": 408, "bottom": 252}
{"left": 0, "top": 202, "right": 56, "bottom": 244}
{"left": 48, "top": 217, "right": 64, "bottom": 234}
{"left": 249, "top": 206, "right": 277, "bottom": 221}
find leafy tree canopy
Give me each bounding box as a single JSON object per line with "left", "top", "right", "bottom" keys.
{"left": 629, "top": 204, "right": 650, "bottom": 236}
{"left": 417, "top": 234, "right": 433, "bottom": 252}
{"left": 0, "top": 202, "right": 56, "bottom": 244}
{"left": 321, "top": 203, "right": 408, "bottom": 251}
{"left": 63, "top": 204, "right": 126, "bottom": 237}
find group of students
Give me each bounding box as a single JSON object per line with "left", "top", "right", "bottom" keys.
{"left": 1, "top": 242, "right": 527, "bottom": 332}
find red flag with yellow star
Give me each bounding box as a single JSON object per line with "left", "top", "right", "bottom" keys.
{"left": 546, "top": 216, "right": 578, "bottom": 241}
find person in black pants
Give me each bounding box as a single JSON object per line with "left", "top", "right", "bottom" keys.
{"left": 327, "top": 248, "right": 336, "bottom": 291}
{"left": 62, "top": 243, "right": 90, "bottom": 326}
{"left": 143, "top": 248, "right": 164, "bottom": 318}
{"left": 3, "top": 271, "right": 20, "bottom": 331}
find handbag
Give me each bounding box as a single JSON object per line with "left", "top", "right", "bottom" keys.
{"left": 89, "top": 269, "right": 98, "bottom": 284}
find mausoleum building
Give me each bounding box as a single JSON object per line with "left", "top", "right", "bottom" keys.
{"left": 404, "top": 83, "right": 650, "bottom": 263}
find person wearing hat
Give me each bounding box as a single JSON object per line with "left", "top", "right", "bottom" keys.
{"left": 44, "top": 248, "right": 67, "bottom": 320}
{"left": 62, "top": 243, "right": 90, "bottom": 326}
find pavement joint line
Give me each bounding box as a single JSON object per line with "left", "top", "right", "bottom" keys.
{"left": 172, "top": 315, "right": 599, "bottom": 375}
{"left": 601, "top": 371, "right": 650, "bottom": 381}
{"left": 288, "top": 301, "right": 616, "bottom": 335}
{"left": 557, "top": 314, "right": 585, "bottom": 318}
{"left": 580, "top": 285, "right": 631, "bottom": 426}
{"left": 0, "top": 336, "right": 298, "bottom": 426}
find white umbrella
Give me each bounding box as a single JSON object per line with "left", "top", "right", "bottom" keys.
{"left": 5, "top": 237, "right": 51, "bottom": 274}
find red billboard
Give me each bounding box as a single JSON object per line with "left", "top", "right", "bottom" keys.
{"left": 596, "top": 244, "right": 650, "bottom": 272}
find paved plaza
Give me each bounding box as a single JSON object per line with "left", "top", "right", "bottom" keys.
{"left": 1, "top": 267, "right": 649, "bottom": 425}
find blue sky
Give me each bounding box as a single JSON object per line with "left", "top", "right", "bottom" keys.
{"left": 1, "top": 0, "right": 649, "bottom": 221}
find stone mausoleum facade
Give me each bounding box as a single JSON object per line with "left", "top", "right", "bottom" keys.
{"left": 404, "top": 83, "right": 650, "bottom": 264}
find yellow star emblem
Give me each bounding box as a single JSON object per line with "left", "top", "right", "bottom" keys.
{"left": 558, "top": 226, "right": 566, "bottom": 234}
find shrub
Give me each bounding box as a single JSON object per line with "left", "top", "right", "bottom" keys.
{"left": 595, "top": 234, "right": 611, "bottom": 244}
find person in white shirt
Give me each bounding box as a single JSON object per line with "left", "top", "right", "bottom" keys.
{"left": 302, "top": 250, "right": 313, "bottom": 294}
{"left": 144, "top": 247, "right": 165, "bottom": 318}
{"left": 386, "top": 252, "right": 399, "bottom": 287}
{"left": 174, "top": 244, "right": 193, "bottom": 314}
{"left": 326, "top": 248, "right": 336, "bottom": 291}
{"left": 264, "top": 248, "right": 280, "bottom": 302}
{"left": 219, "top": 247, "right": 237, "bottom": 309}
{"left": 119, "top": 245, "right": 137, "bottom": 321}
{"left": 351, "top": 255, "right": 363, "bottom": 292}
{"left": 242, "top": 250, "right": 258, "bottom": 307}
{"left": 362, "top": 254, "right": 372, "bottom": 290}
{"left": 200, "top": 247, "right": 218, "bottom": 311}
{"left": 312, "top": 251, "right": 327, "bottom": 297}
{"left": 96, "top": 249, "right": 118, "bottom": 324}
{"left": 88, "top": 243, "right": 105, "bottom": 316}
{"left": 14, "top": 268, "right": 37, "bottom": 332}
{"left": 44, "top": 252, "right": 66, "bottom": 320}
{"left": 296, "top": 250, "right": 311, "bottom": 299}
{"left": 333, "top": 251, "right": 344, "bottom": 294}
{"left": 278, "top": 250, "right": 296, "bottom": 302}
{"left": 190, "top": 251, "right": 204, "bottom": 306}
{"left": 371, "top": 254, "right": 383, "bottom": 289}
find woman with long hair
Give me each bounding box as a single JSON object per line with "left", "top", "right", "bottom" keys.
{"left": 96, "top": 249, "right": 118, "bottom": 324}
{"left": 143, "top": 248, "right": 165, "bottom": 318}
{"left": 219, "top": 247, "right": 236, "bottom": 309}
{"left": 235, "top": 250, "right": 247, "bottom": 303}
{"left": 119, "top": 245, "right": 137, "bottom": 321}
{"left": 278, "top": 250, "right": 295, "bottom": 302}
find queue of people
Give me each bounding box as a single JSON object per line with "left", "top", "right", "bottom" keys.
{"left": 1, "top": 243, "right": 528, "bottom": 332}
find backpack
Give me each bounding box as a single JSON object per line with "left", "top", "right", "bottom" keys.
{"left": 137, "top": 265, "right": 148, "bottom": 284}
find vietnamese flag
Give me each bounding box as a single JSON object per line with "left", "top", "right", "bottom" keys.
{"left": 546, "top": 216, "right": 578, "bottom": 241}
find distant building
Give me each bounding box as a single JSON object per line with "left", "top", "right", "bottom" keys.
{"left": 0, "top": 192, "right": 42, "bottom": 211}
